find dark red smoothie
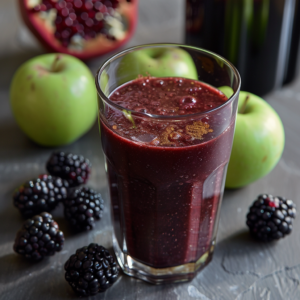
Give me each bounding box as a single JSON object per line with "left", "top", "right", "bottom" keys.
{"left": 100, "top": 77, "right": 234, "bottom": 268}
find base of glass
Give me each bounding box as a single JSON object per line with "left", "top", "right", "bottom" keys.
{"left": 113, "top": 235, "right": 215, "bottom": 284}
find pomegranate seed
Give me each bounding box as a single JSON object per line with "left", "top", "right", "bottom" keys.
{"left": 69, "top": 12, "right": 77, "bottom": 20}
{"left": 104, "top": 1, "right": 112, "bottom": 8}
{"left": 84, "top": 1, "right": 93, "bottom": 10}
{"left": 94, "top": 1, "right": 103, "bottom": 10}
{"left": 99, "top": 5, "right": 107, "bottom": 13}
{"left": 74, "top": 0, "right": 83, "bottom": 8}
{"left": 55, "top": 3, "right": 62, "bottom": 10}
{"left": 60, "top": 8, "right": 69, "bottom": 17}
{"left": 66, "top": 2, "right": 73, "bottom": 9}
{"left": 61, "top": 29, "right": 71, "bottom": 39}
{"left": 65, "top": 17, "right": 73, "bottom": 26}
{"left": 95, "top": 12, "right": 103, "bottom": 20}
{"left": 58, "top": 1, "right": 66, "bottom": 9}
{"left": 80, "top": 12, "right": 88, "bottom": 20}
{"left": 85, "top": 18, "right": 94, "bottom": 27}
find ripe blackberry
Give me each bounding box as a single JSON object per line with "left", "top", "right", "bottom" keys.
{"left": 64, "top": 243, "right": 119, "bottom": 296}
{"left": 246, "top": 194, "right": 296, "bottom": 242}
{"left": 64, "top": 187, "right": 104, "bottom": 231}
{"left": 13, "top": 174, "right": 69, "bottom": 218}
{"left": 46, "top": 152, "right": 91, "bottom": 187}
{"left": 13, "top": 212, "right": 65, "bottom": 261}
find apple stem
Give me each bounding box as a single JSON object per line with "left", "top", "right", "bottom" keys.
{"left": 50, "top": 55, "right": 62, "bottom": 72}
{"left": 239, "top": 94, "right": 250, "bottom": 114}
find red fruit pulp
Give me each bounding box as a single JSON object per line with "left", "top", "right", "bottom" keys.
{"left": 19, "top": 0, "right": 138, "bottom": 60}
{"left": 100, "top": 77, "right": 235, "bottom": 268}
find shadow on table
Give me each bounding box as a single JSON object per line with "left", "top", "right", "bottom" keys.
{"left": 38, "top": 275, "right": 79, "bottom": 300}
{"left": 0, "top": 253, "right": 49, "bottom": 283}
{"left": 214, "top": 229, "right": 277, "bottom": 277}
{"left": 216, "top": 229, "right": 277, "bottom": 253}
{"left": 0, "top": 114, "right": 100, "bottom": 160}
{"left": 0, "top": 204, "right": 24, "bottom": 243}
{"left": 0, "top": 121, "right": 36, "bottom": 156}
{"left": 0, "top": 253, "right": 77, "bottom": 299}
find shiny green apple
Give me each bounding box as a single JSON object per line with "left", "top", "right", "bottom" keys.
{"left": 224, "top": 90, "right": 285, "bottom": 188}
{"left": 116, "top": 47, "right": 198, "bottom": 84}
{"left": 10, "top": 53, "right": 97, "bottom": 146}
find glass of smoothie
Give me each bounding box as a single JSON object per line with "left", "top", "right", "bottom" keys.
{"left": 95, "top": 44, "right": 241, "bottom": 284}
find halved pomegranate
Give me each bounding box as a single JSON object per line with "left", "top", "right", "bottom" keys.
{"left": 19, "top": 0, "right": 138, "bottom": 60}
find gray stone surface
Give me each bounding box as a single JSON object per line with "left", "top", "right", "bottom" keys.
{"left": 1, "top": 0, "right": 300, "bottom": 299}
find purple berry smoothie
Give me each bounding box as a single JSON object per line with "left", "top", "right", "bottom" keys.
{"left": 100, "top": 77, "right": 234, "bottom": 268}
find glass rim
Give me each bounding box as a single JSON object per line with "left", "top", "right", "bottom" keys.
{"left": 95, "top": 43, "right": 241, "bottom": 120}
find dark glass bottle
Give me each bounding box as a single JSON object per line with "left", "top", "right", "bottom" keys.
{"left": 185, "top": 0, "right": 300, "bottom": 96}
{"left": 284, "top": 0, "right": 300, "bottom": 84}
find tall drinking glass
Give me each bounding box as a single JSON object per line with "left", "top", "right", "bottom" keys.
{"left": 95, "top": 44, "right": 240, "bottom": 284}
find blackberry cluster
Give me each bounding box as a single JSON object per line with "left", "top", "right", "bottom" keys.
{"left": 246, "top": 194, "right": 296, "bottom": 242}
{"left": 64, "top": 243, "right": 119, "bottom": 296}
{"left": 64, "top": 187, "right": 104, "bottom": 231}
{"left": 46, "top": 151, "right": 91, "bottom": 187}
{"left": 13, "top": 212, "right": 65, "bottom": 260}
{"left": 13, "top": 174, "right": 69, "bottom": 218}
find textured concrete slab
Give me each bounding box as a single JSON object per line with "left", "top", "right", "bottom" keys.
{"left": 1, "top": 0, "right": 300, "bottom": 299}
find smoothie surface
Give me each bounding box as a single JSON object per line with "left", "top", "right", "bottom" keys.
{"left": 107, "top": 77, "right": 228, "bottom": 147}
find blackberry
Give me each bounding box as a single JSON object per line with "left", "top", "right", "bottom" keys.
{"left": 64, "top": 243, "right": 119, "bottom": 296}
{"left": 246, "top": 194, "right": 296, "bottom": 242}
{"left": 13, "top": 212, "right": 64, "bottom": 261}
{"left": 46, "top": 152, "right": 91, "bottom": 187}
{"left": 13, "top": 174, "right": 69, "bottom": 218}
{"left": 64, "top": 187, "right": 104, "bottom": 231}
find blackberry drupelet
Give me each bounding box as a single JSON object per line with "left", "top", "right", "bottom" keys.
{"left": 46, "top": 152, "right": 91, "bottom": 187}
{"left": 13, "top": 174, "right": 69, "bottom": 218}
{"left": 64, "top": 187, "right": 104, "bottom": 231}
{"left": 246, "top": 194, "right": 296, "bottom": 242}
{"left": 64, "top": 243, "right": 119, "bottom": 296}
{"left": 13, "top": 212, "right": 64, "bottom": 260}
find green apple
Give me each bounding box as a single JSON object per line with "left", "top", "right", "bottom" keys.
{"left": 224, "top": 90, "right": 285, "bottom": 188}
{"left": 116, "top": 47, "right": 198, "bottom": 84}
{"left": 218, "top": 85, "right": 234, "bottom": 98}
{"left": 10, "top": 53, "right": 97, "bottom": 146}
